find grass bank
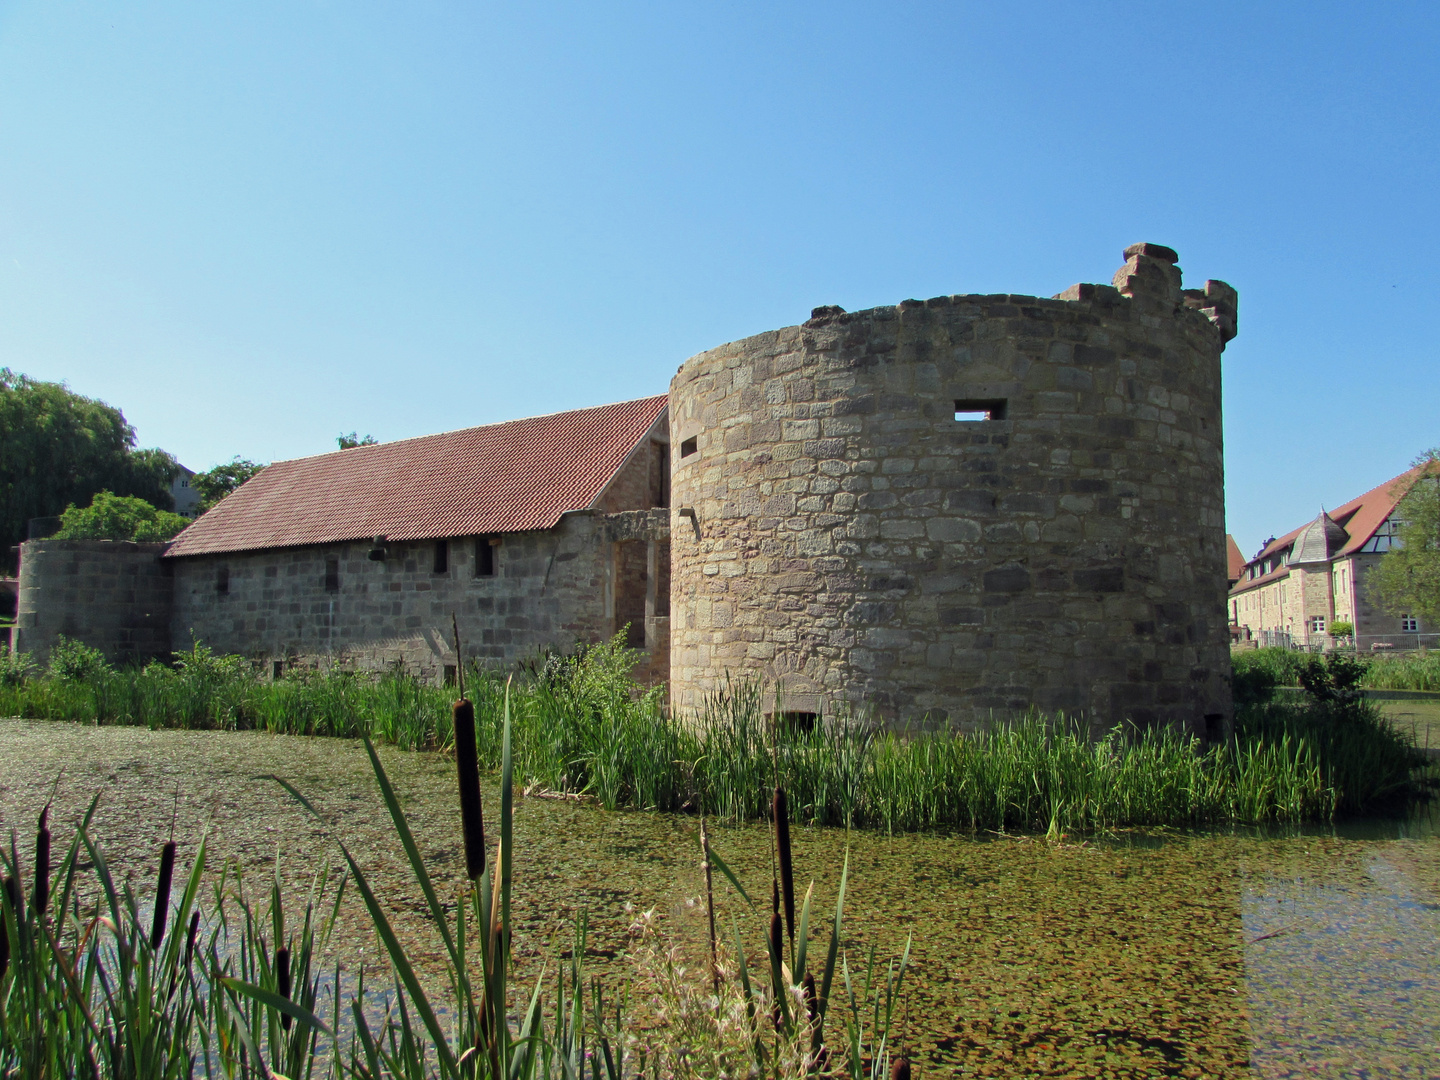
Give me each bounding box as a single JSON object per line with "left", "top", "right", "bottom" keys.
{"left": 1233, "top": 645, "right": 1440, "bottom": 692}
{"left": 3, "top": 636, "right": 1433, "bottom": 830}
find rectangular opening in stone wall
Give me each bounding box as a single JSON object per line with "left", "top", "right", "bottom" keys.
{"left": 680, "top": 436, "right": 697, "bottom": 458}
{"left": 443, "top": 664, "right": 457, "bottom": 686}
{"left": 433, "top": 539, "right": 449, "bottom": 574}
{"left": 324, "top": 558, "right": 340, "bottom": 593}
{"left": 768, "top": 711, "right": 818, "bottom": 735}
{"left": 651, "top": 439, "right": 670, "bottom": 507}
{"left": 955, "top": 398, "right": 1007, "bottom": 421}
{"left": 215, "top": 565, "right": 229, "bottom": 595}
{"left": 474, "top": 537, "right": 495, "bottom": 577}
{"left": 272, "top": 660, "right": 284, "bottom": 680}
{"left": 615, "top": 539, "right": 647, "bottom": 647}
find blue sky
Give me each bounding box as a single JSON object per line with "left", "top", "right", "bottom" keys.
{"left": 1, "top": 2, "right": 1436, "bottom": 556}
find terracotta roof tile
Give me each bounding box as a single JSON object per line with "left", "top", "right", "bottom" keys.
{"left": 1225, "top": 534, "right": 1245, "bottom": 581}
{"left": 165, "top": 396, "right": 668, "bottom": 558}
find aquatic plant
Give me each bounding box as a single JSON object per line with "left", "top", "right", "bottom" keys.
{"left": 2, "top": 633, "right": 1431, "bottom": 830}
{"left": 1, "top": 687, "right": 912, "bottom": 1078}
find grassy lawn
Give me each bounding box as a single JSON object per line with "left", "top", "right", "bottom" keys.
{"left": 1378, "top": 696, "right": 1440, "bottom": 754}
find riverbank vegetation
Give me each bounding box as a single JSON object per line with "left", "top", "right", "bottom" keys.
{"left": 1233, "top": 645, "right": 1440, "bottom": 693}
{"left": 3, "top": 636, "right": 1432, "bottom": 830}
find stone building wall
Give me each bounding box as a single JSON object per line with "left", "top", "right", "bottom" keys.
{"left": 168, "top": 510, "right": 666, "bottom": 680}
{"left": 14, "top": 540, "right": 174, "bottom": 665}
{"left": 667, "top": 244, "right": 1236, "bottom": 734}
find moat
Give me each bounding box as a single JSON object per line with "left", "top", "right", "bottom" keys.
{"left": 1, "top": 717, "right": 1435, "bottom": 1077}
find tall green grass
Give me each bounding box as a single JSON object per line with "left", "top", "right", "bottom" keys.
{"left": 3, "top": 635, "right": 1432, "bottom": 830}
{"left": 1234, "top": 645, "right": 1440, "bottom": 692}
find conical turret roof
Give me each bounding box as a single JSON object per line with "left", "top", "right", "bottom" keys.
{"left": 1290, "top": 510, "right": 1348, "bottom": 565}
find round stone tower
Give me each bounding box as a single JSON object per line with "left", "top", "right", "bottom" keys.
{"left": 667, "top": 244, "right": 1237, "bottom": 734}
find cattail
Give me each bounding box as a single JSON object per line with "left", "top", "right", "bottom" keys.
{"left": 771, "top": 877, "right": 780, "bottom": 916}
{"left": 276, "top": 946, "right": 292, "bottom": 1030}
{"left": 33, "top": 806, "right": 51, "bottom": 916}
{"left": 802, "top": 970, "right": 818, "bottom": 1024}
{"left": 453, "top": 699, "right": 486, "bottom": 879}
{"left": 768, "top": 911, "right": 783, "bottom": 965}
{"left": 890, "top": 1055, "right": 910, "bottom": 1080}
{"left": 773, "top": 785, "right": 794, "bottom": 946}
{"left": 150, "top": 841, "right": 176, "bottom": 950}
{"left": 185, "top": 910, "right": 201, "bottom": 966}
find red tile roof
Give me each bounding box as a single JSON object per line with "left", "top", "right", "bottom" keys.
{"left": 165, "top": 396, "right": 668, "bottom": 558}
{"left": 1225, "top": 534, "right": 1245, "bottom": 582}
{"left": 1229, "top": 462, "right": 1436, "bottom": 596}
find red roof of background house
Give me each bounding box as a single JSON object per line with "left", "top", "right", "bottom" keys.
{"left": 1225, "top": 534, "right": 1245, "bottom": 582}
{"left": 1229, "top": 462, "right": 1434, "bottom": 595}
{"left": 165, "top": 395, "right": 668, "bottom": 558}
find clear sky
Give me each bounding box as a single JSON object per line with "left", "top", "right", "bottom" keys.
{"left": 1, "top": 2, "right": 1436, "bottom": 557}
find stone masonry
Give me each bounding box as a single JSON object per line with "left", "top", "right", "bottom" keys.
{"left": 14, "top": 540, "right": 174, "bottom": 665}
{"left": 667, "top": 244, "right": 1237, "bottom": 734}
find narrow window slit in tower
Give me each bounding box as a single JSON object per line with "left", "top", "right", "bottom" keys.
{"left": 680, "top": 436, "right": 698, "bottom": 458}
{"left": 216, "top": 565, "right": 230, "bottom": 595}
{"left": 324, "top": 558, "right": 340, "bottom": 593}
{"left": 433, "top": 539, "right": 449, "bottom": 574}
{"left": 954, "top": 399, "right": 1007, "bottom": 421}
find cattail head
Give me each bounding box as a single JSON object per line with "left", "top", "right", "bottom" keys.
{"left": 771, "top": 877, "right": 780, "bottom": 916}
{"left": 185, "top": 909, "right": 201, "bottom": 966}
{"left": 33, "top": 806, "right": 51, "bottom": 916}
{"left": 453, "top": 699, "right": 486, "bottom": 880}
{"left": 275, "top": 946, "right": 292, "bottom": 1030}
{"left": 773, "top": 785, "right": 794, "bottom": 944}
{"left": 890, "top": 1055, "right": 911, "bottom": 1080}
{"left": 150, "top": 841, "right": 176, "bottom": 951}
{"left": 768, "top": 911, "right": 783, "bottom": 966}
{"left": 802, "top": 970, "right": 818, "bottom": 1023}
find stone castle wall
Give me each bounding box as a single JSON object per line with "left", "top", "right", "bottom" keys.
{"left": 667, "top": 244, "right": 1236, "bottom": 734}
{"left": 14, "top": 540, "right": 174, "bottom": 665}
{"left": 169, "top": 510, "right": 667, "bottom": 681}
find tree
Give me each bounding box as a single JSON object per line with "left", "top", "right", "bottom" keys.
{"left": 337, "top": 431, "right": 378, "bottom": 449}
{"left": 54, "top": 491, "right": 190, "bottom": 542}
{"left": 0, "top": 368, "right": 180, "bottom": 553}
{"left": 1369, "top": 449, "right": 1440, "bottom": 626}
{"left": 191, "top": 458, "right": 265, "bottom": 512}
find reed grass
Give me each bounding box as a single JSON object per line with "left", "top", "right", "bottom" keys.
{"left": 3, "top": 634, "right": 1432, "bottom": 831}
{"left": 1233, "top": 645, "right": 1440, "bottom": 693}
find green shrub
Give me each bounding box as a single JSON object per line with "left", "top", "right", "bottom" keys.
{"left": 1298, "top": 652, "right": 1369, "bottom": 709}
{"left": 47, "top": 635, "right": 110, "bottom": 680}
{"left": 0, "top": 646, "right": 36, "bottom": 687}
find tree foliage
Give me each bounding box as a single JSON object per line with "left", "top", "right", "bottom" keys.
{"left": 191, "top": 457, "right": 265, "bottom": 512}
{"left": 54, "top": 491, "right": 190, "bottom": 542}
{"left": 337, "top": 431, "right": 378, "bottom": 449}
{"left": 1370, "top": 449, "right": 1440, "bottom": 625}
{"left": 0, "top": 368, "right": 179, "bottom": 551}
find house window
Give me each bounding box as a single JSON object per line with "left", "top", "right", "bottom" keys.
{"left": 1309, "top": 616, "right": 1325, "bottom": 635}
{"left": 434, "top": 539, "right": 449, "bottom": 574}
{"left": 1402, "top": 615, "right": 1419, "bottom": 632}
{"left": 474, "top": 537, "right": 495, "bottom": 577}
{"left": 1359, "top": 515, "right": 1405, "bottom": 553}
{"left": 324, "top": 558, "right": 340, "bottom": 593}
{"left": 955, "top": 398, "right": 1008, "bottom": 421}
{"left": 680, "top": 436, "right": 698, "bottom": 458}
{"left": 216, "top": 565, "right": 230, "bottom": 595}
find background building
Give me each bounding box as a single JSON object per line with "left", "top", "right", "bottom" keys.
{"left": 1229, "top": 465, "right": 1434, "bottom": 650}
